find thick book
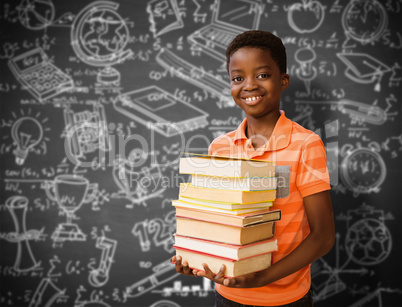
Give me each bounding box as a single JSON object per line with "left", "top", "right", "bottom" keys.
{"left": 174, "top": 246, "right": 272, "bottom": 277}
{"left": 175, "top": 216, "right": 274, "bottom": 245}
{"left": 174, "top": 206, "right": 281, "bottom": 226}
{"left": 174, "top": 235, "right": 277, "bottom": 260}
{"left": 191, "top": 174, "right": 277, "bottom": 191}
{"left": 176, "top": 197, "right": 272, "bottom": 210}
{"left": 179, "top": 154, "right": 275, "bottom": 177}
{"left": 179, "top": 183, "right": 276, "bottom": 204}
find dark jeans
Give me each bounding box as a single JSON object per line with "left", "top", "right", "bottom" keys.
{"left": 215, "top": 288, "right": 313, "bottom": 307}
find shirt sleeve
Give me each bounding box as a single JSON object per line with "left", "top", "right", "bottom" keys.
{"left": 208, "top": 143, "right": 213, "bottom": 155}
{"left": 296, "top": 133, "right": 331, "bottom": 198}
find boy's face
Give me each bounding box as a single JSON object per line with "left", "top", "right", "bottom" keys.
{"left": 228, "top": 47, "right": 289, "bottom": 119}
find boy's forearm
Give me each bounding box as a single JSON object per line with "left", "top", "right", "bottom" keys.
{"left": 257, "top": 193, "right": 335, "bottom": 287}
{"left": 229, "top": 191, "right": 335, "bottom": 288}
{"left": 256, "top": 229, "right": 334, "bottom": 287}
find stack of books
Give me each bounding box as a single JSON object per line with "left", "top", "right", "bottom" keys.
{"left": 172, "top": 154, "right": 281, "bottom": 277}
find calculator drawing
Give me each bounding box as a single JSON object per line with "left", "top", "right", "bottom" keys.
{"left": 8, "top": 48, "right": 74, "bottom": 101}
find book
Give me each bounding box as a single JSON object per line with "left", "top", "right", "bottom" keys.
{"left": 179, "top": 183, "right": 276, "bottom": 204}
{"left": 176, "top": 197, "right": 273, "bottom": 210}
{"left": 191, "top": 174, "right": 277, "bottom": 191}
{"left": 179, "top": 154, "right": 275, "bottom": 177}
{"left": 175, "top": 216, "right": 274, "bottom": 245}
{"left": 113, "top": 86, "right": 208, "bottom": 137}
{"left": 174, "top": 246, "right": 272, "bottom": 277}
{"left": 173, "top": 200, "right": 271, "bottom": 215}
{"left": 174, "top": 235, "right": 277, "bottom": 260}
{"left": 174, "top": 206, "right": 281, "bottom": 226}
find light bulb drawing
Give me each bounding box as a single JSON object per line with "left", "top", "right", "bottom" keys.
{"left": 11, "top": 117, "right": 44, "bottom": 165}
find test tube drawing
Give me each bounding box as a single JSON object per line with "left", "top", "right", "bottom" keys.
{"left": 124, "top": 258, "right": 177, "bottom": 299}
{"left": 6, "top": 195, "right": 41, "bottom": 272}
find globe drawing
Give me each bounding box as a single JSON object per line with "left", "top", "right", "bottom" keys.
{"left": 71, "top": 1, "right": 132, "bottom": 85}
{"left": 18, "top": 0, "right": 55, "bottom": 30}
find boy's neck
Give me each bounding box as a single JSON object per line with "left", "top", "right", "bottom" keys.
{"left": 245, "top": 111, "right": 281, "bottom": 149}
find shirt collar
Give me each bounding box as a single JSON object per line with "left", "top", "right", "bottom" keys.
{"left": 234, "top": 110, "right": 292, "bottom": 151}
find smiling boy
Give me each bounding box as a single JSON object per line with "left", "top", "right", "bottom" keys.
{"left": 173, "top": 30, "right": 335, "bottom": 306}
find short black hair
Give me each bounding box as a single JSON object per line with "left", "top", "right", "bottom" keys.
{"left": 226, "top": 30, "right": 287, "bottom": 74}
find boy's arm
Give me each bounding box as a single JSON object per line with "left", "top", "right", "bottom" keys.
{"left": 197, "top": 190, "right": 335, "bottom": 288}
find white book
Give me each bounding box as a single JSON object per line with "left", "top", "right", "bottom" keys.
{"left": 179, "top": 154, "right": 275, "bottom": 177}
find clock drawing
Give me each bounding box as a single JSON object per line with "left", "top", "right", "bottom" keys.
{"left": 340, "top": 144, "right": 386, "bottom": 194}
{"left": 342, "top": 0, "right": 388, "bottom": 45}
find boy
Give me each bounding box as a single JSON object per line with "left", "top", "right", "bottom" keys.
{"left": 172, "top": 31, "right": 335, "bottom": 306}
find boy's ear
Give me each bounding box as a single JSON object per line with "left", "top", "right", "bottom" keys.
{"left": 281, "top": 73, "right": 290, "bottom": 89}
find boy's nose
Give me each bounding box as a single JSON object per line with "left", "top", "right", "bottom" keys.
{"left": 243, "top": 78, "right": 258, "bottom": 91}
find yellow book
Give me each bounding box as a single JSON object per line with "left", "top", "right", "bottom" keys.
{"left": 172, "top": 197, "right": 272, "bottom": 214}
{"left": 174, "top": 206, "right": 281, "bottom": 226}
{"left": 173, "top": 200, "right": 273, "bottom": 215}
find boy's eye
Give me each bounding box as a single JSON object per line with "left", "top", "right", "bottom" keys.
{"left": 257, "top": 73, "right": 270, "bottom": 79}
{"left": 232, "top": 76, "right": 243, "bottom": 82}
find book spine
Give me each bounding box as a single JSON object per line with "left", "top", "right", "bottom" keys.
{"left": 174, "top": 234, "right": 277, "bottom": 249}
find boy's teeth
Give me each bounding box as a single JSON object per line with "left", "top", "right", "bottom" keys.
{"left": 246, "top": 96, "right": 261, "bottom": 102}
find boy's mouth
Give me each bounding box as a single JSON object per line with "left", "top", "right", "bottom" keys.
{"left": 243, "top": 95, "right": 263, "bottom": 105}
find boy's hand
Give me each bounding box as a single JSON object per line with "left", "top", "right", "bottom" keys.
{"left": 196, "top": 263, "right": 265, "bottom": 288}
{"left": 171, "top": 255, "right": 200, "bottom": 277}
{"left": 172, "top": 257, "right": 266, "bottom": 287}
{"left": 195, "top": 263, "right": 226, "bottom": 284}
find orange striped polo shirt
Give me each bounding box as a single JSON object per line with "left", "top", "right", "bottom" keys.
{"left": 208, "top": 111, "right": 331, "bottom": 306}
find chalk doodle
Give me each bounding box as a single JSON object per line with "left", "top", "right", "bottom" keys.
{"left": 1, "top": 0, "right": 401, "bottom": 306}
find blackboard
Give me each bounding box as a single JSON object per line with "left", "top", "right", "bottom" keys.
{"left": 1, "top": 0, "right": 401, "bottom": 306}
